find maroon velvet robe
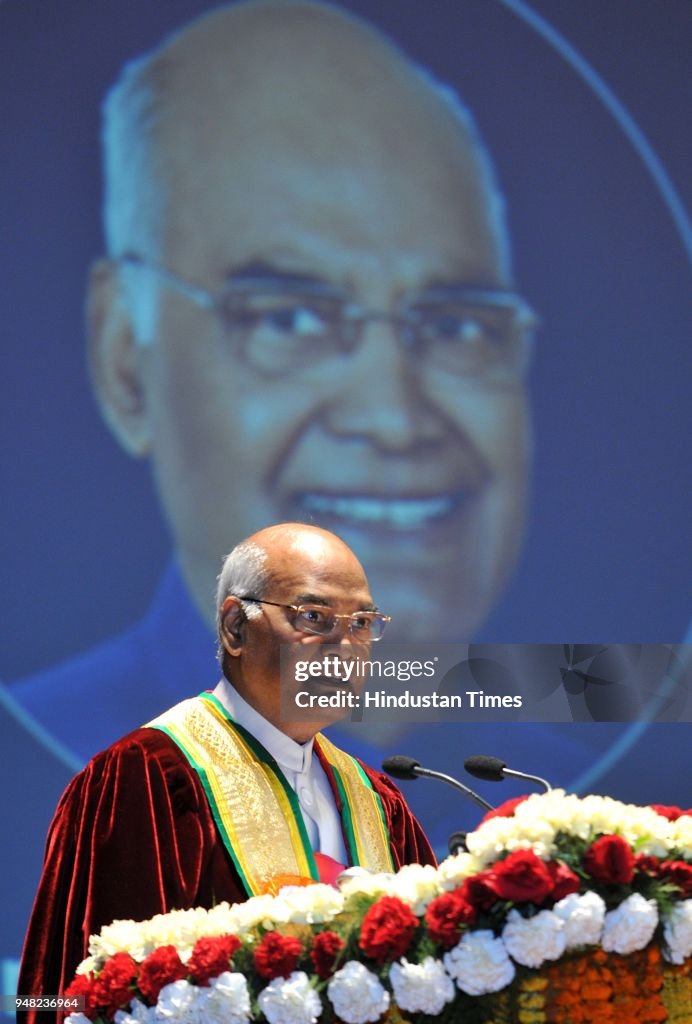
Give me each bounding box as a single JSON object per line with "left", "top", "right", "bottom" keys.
{"left": 19, "top": 727, "right": 435, "bottom": 1022}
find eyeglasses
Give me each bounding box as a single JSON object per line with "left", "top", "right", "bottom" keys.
{"left": 236, "top": 597, "right": 391, "bottom": 641}
{"left": 117, "top": 254, "right": 536, "bottom": 381}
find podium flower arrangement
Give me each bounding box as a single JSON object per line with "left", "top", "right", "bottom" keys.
{"left": 65, "top": 791, "right": 692, "bottom": 1024}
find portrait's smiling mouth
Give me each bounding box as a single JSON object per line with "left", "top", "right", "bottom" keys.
{"left": 294, "top": 490, "right": 477, "bottom": 531}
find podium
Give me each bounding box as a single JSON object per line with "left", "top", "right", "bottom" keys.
{"left": 62, "top": 791, "right": 691, "bottom": 1023}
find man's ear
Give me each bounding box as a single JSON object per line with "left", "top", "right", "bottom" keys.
{"left": 86, "top": 258, "right": 152, "bottom": 457}
{"left": 220, "top": 597, "right": 246, "bottom": 658}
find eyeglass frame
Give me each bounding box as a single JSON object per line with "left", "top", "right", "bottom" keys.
{"left": 235, "top": 596, "right": 391, "bottom": 641}
{"left": 115, "top": 252, "right": 537, "bottom": 378}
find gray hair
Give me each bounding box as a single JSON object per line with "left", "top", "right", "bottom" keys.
{"left": 102, "top": 49, "right": 171, "bottom": 343}
{"left": 215, "top": 539, "right": 270, "bottom": 662}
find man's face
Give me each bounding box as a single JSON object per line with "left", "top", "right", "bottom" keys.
{"left": 121, "top": 35, "right": 531, "bottom": 643}
{"left": 222, "top": 532, "right": 376, "bottom": 740}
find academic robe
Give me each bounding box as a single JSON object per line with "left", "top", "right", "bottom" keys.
{"left": 18, "top": 725, "right": 435, "bottom": 1023}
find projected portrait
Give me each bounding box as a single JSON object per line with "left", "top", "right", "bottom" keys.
{"left": 1, "top": 0, "right": 690, "bottom": 997}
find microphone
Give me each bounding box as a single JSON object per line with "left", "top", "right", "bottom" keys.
{"left": 382, "top": 754, "right": 494, "bottom": 812}
{"left": 447, "top": 830, "right": 468, "bottom": 856}
{"left": 464, "top": 754, "right": 552, "bottom": 793}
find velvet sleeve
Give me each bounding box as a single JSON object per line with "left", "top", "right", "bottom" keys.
{"left": 18, "top": 729, "right": 244, "bottom": 1024}
{"left": 359, "top": 762, "right": 437, "bottom": 870}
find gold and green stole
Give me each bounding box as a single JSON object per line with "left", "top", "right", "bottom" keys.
{"left": 147, "top": 692, "right": 393, "bottom": 896}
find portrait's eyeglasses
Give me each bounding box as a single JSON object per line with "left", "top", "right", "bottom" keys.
{"left": 236, "top": 597, "right": 391, "bottom": 641}
{"left": 117, "top": 254, "right": 537, "bottom": 382}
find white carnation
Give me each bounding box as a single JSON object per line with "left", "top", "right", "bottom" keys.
{"left": 388, "top": 863, "right": 441, "bottom": 914}
{"left": 443, "top": 929, "right": 515, "bottom": 995}
{"left": 89, "top": 918, "right": 150, "bottom": 961}
{"left": 145, "top": 907, "right": 212, "bottom": 961}
{"left": 513, "top": 790, "right": 578, "bottom": 844}
{"left": 573, "top": 795, "right": 629, "bottom": 840}
{"left": 568, "top": 797, "right": 674, "bottom": 857}
{"left": 114, "top": 1001, "right": 157, "bottom": 1024}
{"left": 663, "top": 900, "right": 692, "bottom": 964}
{"left": 501, "top": 909, "right": 566, "bottom": 968}
{"left": 464, "top": 795, "right": 558, "bottom": 863}
{"left": 218, "top": 894, "right": 279, "bottom": 934}
{"left": 669, "top": 815, "right": 692, "bottom": 854}
{"left": 553, "top": 891, "right": 606, "bottom": 949}
{"left": 257, "top": 971, "right": 321, "bottom": 1024}
{"left": 465, "top": 817, "right": 517, "bottom": 867}
{"left": 602, "top": 893, "right": 658, "bottom": 955}
{"left": 270, "top": 883, "right": 344, "bottom": 924}
{"left": 327, "top": 960, "right": 390, "bottom": 1023}
{"left": 525, "top": 788, "right": 578, "bottom": 815}
{"left": 339, "top": 872, "right": 393, "bottom": 907}
{"left": 501, "top": 814, "right": 556, "bottom": 859}
{"left": 203, "top": 901, "right": 246, "bottom": 936}
{"left": 621, "top": 806, "right": 674, "bottom": 855}
{"left": 636, "top": 835, "right": 673, "bottom": 859}
{"left": 202, "top": 971, "right": 252, "bottom": 1024}
{"left": 75, "top": 956, "right": 97, "bottom": 976}
{"left": 155, "top": 980, "right": 206, "bottom": 1023}
{"left": 389, "top": 956, "right": 455, "bottom": 1014}
{"left": 437, "top": 851, "right": 480, "bottom": 890}
{"left": 65, "top": 1016, "right": 92, "bottom": 1024}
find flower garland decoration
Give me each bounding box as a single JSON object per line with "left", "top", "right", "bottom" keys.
{"left": 64, "top": 792, "right": 692, "bottom": 1024}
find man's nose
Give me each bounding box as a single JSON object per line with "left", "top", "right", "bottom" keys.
{"left": 323, "top": 320, "right": 446, "bottom": 451}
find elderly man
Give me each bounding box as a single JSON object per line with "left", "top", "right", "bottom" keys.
{"left": 7, "top": 5, "right": 648, "bottom": 984}
{"left": 19, "top": 523, "right": 434, "bottom": 1017}
{"left": 12, "top": 0, "right": 533, "bottom": 757}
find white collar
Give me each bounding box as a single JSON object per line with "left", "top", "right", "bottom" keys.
{"left": 212, "top": 676, "right": 314, "bottom": 775}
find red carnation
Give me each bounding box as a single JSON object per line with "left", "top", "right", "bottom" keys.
{"left": 188, "top": 934, "right": 241, "bottom": 985}
{"left": 650, "top": 805, "right": 692, "bottom": 822}
{"left": 64, "top": 973, "right": 98, "bottom": 1019}
{"left": 635, "top": 854, "right": 661, "bottom": 878}
{"left": 490, "top": 849, "right": 554, "bottom": 904}
{"left": 91, "top": 952, "right": 138, "bottom": 1014}
{"left": 481, "top": 795, "right": 530, "bottom": 822}
{"left": 424, "top": 888, "right": 477, "bottom": 949}
{"left": 254, "top": 931, "right": 302, "bottom": 980}
{"left": 659, "top": 860, "right": 692, "bottom": 898}
{"left": 137, "top": 946, "right": 187, "bottom": 1003}
{"left": 359, "top": 896, "right": 419, "bottom": 965}
{"left": 583, "top": 835, "right": 635, "bottom": 885}
{"left": 459, "top": 871, "right": 499, "bottom": 912}
{"left": 310, "top": 931, "right": 345, "bottom": 979}
{"left": 546, "top": 859, "right": 581, "bottom": 901}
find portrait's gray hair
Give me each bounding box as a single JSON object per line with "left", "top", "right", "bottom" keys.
{"left": 215, "top": 539, "right": 270, "bottom": 662}
{"left": 102, "top": 40, "right": 178, "bottom": 344}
